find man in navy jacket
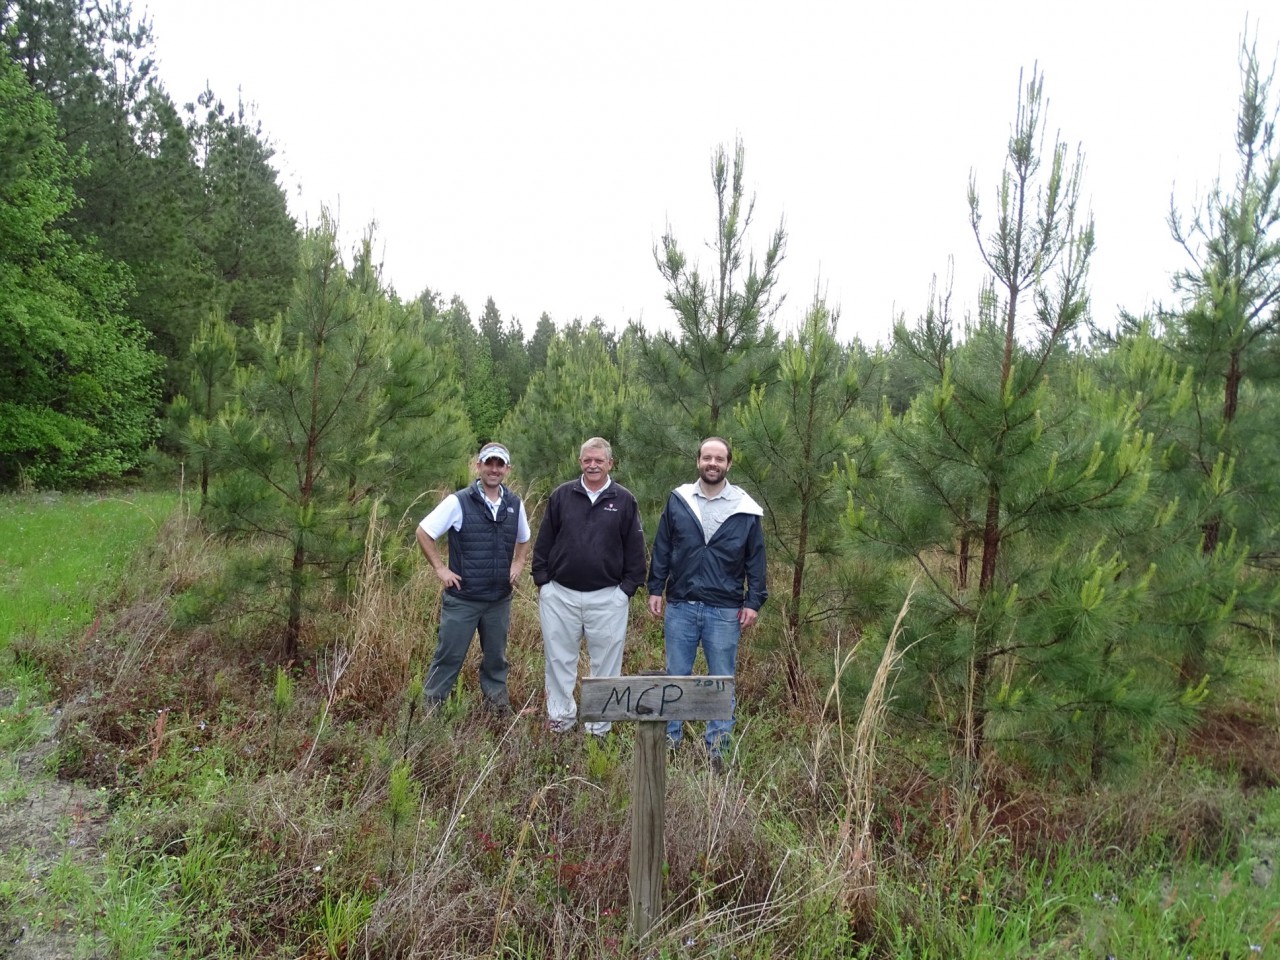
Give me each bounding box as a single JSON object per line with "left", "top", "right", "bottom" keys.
{"left": 647, "top": 437, "right": 767, "bottom": 766}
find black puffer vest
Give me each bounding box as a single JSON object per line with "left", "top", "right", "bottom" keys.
{"left": 446, "top": 482, "right": 521, "bottom": 602}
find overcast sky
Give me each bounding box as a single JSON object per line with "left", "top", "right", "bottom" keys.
{"left": 140, "top": 1, "right": 1271, "bottom": 347}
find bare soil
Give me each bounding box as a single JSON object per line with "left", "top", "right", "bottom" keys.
{"left": 0, "top": 704, "right": 109, "bottom": 960}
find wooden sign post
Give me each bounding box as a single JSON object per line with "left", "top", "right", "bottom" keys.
{"left": 580, "top": 674, "right": 735, "bottom": 940}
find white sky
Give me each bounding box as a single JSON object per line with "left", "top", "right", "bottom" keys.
{"left": 140, "top": 1, "right": 1271, "bottom": 347}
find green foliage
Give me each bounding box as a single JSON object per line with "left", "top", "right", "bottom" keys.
{"left": 4, "top": 2, "right": 204, "bottom": 385}
{"left": 169, "top": 309, "right": 238, "bottom": 504}
{"left": 845, "top": 69, "right": 1189, "bottom": 780}
{"left": 735, "top": 293, "right": 879, "bottom": 633}
{"left": 317, "top": 891, "right": 374, "bottom": 959}
{"left": 436, "top": 294, "right": 505, "bottom": 442}
{"left": 3, "top": 488, "right": 1279, "bottom": 959}
{"left": 0, "top": 52, "right": 163, "bottom": 488}
{"left": 629, "top": 139, "right": 784, "bottom": 498}
{"left": 3, "top": 2, "right": 300, "bottom": 401}
{"left": 499, "top": 321, "right": 627, "bottom": 490}
{"left": 98, "top": 852, "right": 183, "bottom": 958}
{"left": 271, "top": 666, "right": 293, "bottom": 760}
{"left": 188, "top": 216, "right": 471, "bottom": 658}
{"left": 1159, "top": 30, "right": 1280, "bottom": 678}
{"left": 385, "top": 758, "right": 418, "bottom": 876}
{"left": 478, "top": 294, "right": 532, "bottom": 420}
{"left": 191, "top": 89, "right": 300, "bottom": 334}
{"left": 527, "top": 311, "right": 556, "bottom": 372}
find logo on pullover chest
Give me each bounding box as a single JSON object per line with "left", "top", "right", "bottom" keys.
{"left": 602, "top": 503, "right": 619, "bottom": 513}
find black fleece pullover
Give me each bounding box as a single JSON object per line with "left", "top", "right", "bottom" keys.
{"left": 531, "top": 479, "right": 647, "bottom": 596}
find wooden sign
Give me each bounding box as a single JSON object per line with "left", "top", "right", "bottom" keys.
{"left": 579, "top": 675, "right": 734, "bottom": 722}
{"left": 577, "top": 674, "right": 734, "bottom": 940}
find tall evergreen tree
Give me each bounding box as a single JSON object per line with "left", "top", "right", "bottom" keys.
{"left": 192, "top": 89, "right": 300, "bottom": 333}
{"left": 498, "top": 324, "right": 626, "bottom": 493}
{"left": 437, "top": 295, "right": 500, "bottom": 440}
{"left": 629, "top": 139, "right": 784, "bottom": 491}
{"left": 0, "top": 51, "right": 161, "bottom": 487}
{"left": 845, "top": 70, "right": 1185, "bottom": 780}
{"left": 189, "top": 217, "right": 470, "bottom": 659}
{"left": 475, "top": 295, "right": 531, "bottom": 417}
{"left": 527, "top": 311, "right": 556, "bottom": 373}
{"left": 168, "top": 308, "right": 237, "bottom": 503}
{"left": 734, "top": 292, "right": 879, "bottom": 698}
{"left": 1163, "top": 31, "right": 1280, "bottom": 680}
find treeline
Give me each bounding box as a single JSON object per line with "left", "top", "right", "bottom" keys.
{"left": 3, "top": 2, "right": 1279, "bottom": 783}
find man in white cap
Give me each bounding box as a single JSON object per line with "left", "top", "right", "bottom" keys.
{"left": 416, "top": 442, "right": 530, "bottom": 713}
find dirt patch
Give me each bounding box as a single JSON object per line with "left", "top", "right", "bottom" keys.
{"left": 1186, "top": 707, "right": 1280, "bottom": 790}
{"left": 0, "top": 709, "right": 109, "bottom": 960}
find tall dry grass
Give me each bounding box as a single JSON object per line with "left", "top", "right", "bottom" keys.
{"left": 814, "top": 585, "right": 914, "bottom": 902}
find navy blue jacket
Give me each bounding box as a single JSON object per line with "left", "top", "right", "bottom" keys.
{"left": 447, "top": 482, "right": 522, "bottom": 602}
{"left": 647, "top": 483, "right": 768, "bottom": 611}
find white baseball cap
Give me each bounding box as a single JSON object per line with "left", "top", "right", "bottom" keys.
{"left": 477, "top": 443, "right": 511, "bottom": 464}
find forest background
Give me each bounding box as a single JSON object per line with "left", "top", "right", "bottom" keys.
{"left": 2, "top": 2, "right": 1280, "bottom": 957}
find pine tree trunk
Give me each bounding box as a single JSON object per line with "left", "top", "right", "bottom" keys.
{"left": 284, "top": 542, "right": 304, "bottom": 661}
{"left": 1182, "top": 348, "right": 1241, "bottom": 682}
{"left": 784, "top": 510, "right": 810, "bottom": 703}
{"left": 965, "top": 483, "right": 1003, "bottom": 764}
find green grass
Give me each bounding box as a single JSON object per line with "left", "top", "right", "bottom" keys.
{"left": 0, "top": 490, "right": 179, "bottom": 647}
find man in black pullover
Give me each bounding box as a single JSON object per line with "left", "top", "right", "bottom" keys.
{"left": 532, "top": 437, "right": 647, "bottom": 735}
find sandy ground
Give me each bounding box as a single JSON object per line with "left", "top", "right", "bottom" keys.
{"left": 0, "top": 700, "right": 108, "bottom": 960}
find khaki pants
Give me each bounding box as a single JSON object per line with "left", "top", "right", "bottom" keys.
{"left": 539, "top": 580, "right": 629, "bottom": 734}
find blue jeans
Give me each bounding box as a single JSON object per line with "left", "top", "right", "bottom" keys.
{"left": 663, "top": 600, "right": 740, "bottom": 755}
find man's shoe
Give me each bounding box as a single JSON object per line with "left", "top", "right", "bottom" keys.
{"left": 708, "top": 752, "right": 727, "bottom": 776}
{"left": 546, "top": 719, "right": 576, "bottom": 734}
{"left": 484, "top": 700, "right": 514, "bottom": 717}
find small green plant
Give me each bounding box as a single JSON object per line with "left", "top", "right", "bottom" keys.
{"left": 386, "top": 759, "right": 419, "bottom": 878}
{"left": 42, "top": 848, "right": 95, "bottom": 910}
{"left": 584, "top": 730, "right": 622, "bottom": 783}
{"left": 0, "top": 661, "right": 52, "bottom": 752}
{"left": 317, "top": 890, "right": 374, "bottom": 959}
{"left": 97, "top": 853, "right": 182, "bottom": 960}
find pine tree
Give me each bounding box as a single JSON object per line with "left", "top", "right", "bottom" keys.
{"left": 169, "top": 309, "right": 238, "bottom": 504}
{"left": 629, "top": 139, "right": 784, "bottom": 491}
{"left": 1163, "top": 30, "right": 1280, "bottom": 681}
{"left": 476, "top": 295, "right": 531, "bottom": 416}
{"left": 193, "top": 89, "right": 300, "bottom": 333}
{"left": 846, "top": 70, "right": 1182, "bottom": 780}
{"left": 498, "top": 324, "right": 625, "bottom": 492}
{"left": 189, "top": 216, "right": 470, "bottom": 659}
{"left": 527, "top": 312, "right": 556, "bottom": 373}
{"left": 734, "top": 292, "right": 879, "bottom": 699}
